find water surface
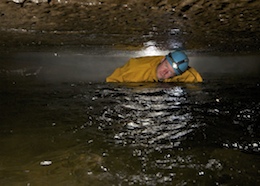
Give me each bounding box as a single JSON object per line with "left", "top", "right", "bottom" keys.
{"left": 0, "top": 52, "right": 259, "bottom": 185}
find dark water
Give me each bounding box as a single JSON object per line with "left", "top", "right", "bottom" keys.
{"left": 0, "top": 52, "right": 260, "bottom": 185}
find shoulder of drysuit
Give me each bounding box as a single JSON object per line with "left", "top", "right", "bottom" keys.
{"left": 126, "top": 56, "right": 164, "bottom": 67}
{"left": 119, "top": 56, "right": 163, "bottom": 82}
{"left": 164, "top": 67, "right": 203, "bottom": 83}
{"left": 115, "top": 56, "right": 162, "bottom": 74}
{"left": 106, "top": 55, "right": 164, "bottom": 83}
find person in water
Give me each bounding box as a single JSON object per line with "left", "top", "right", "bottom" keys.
{"left": 106, "top": 50, "right": 203, "bottom": 83}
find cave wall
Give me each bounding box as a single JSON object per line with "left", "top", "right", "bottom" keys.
{"left": 1, "top": 0, "right": 260, "bottom": 53}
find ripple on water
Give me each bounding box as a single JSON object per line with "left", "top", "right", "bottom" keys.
{"left": 96, "top": 86, "right": 203, "bottom": 151}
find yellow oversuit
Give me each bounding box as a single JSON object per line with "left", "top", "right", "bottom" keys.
{"left": 106, "top": 56, "right": 203, "bottom": 83}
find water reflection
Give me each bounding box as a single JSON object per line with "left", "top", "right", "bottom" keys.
{"left": 1, "top": 52, "right": 260, "bottom": 185}
{"left": 98, "top": 86, "right": 199, "bottom": 148}
{"left": 89, "top": 81, "right": 260, "bottom": 185}
{"left": 95, "top": 84, "right": 207, "bottom": 183}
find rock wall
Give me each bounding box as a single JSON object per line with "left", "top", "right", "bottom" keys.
{"left": 1, "top": 0, "right": 260, "bottom": 53}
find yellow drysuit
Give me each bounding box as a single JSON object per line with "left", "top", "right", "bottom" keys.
{"left": 106, "top": 56, "right": 203, "bottom": 83}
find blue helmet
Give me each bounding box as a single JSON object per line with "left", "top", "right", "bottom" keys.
{"left": 166, "top": 51, "right": 189, "bottom": 75}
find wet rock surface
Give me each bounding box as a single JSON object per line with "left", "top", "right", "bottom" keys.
{"left": 1, "top": 0, "right": 260, "bottom": 53}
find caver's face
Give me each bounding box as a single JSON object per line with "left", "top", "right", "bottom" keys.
{"left": 156, "top": 58, "right": 175, "bottom": 81}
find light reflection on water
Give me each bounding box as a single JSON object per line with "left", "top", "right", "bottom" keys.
{"left": 91, "top": 81, "right": 259, "bottom": 185}
{"left": 97, "top": 86, "right": 201, "bottom": 150}
{"left": 0, "top": 52, "right": 260, "bottom": 185}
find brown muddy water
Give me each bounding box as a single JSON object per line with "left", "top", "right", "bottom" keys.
{"left": 1, "top": 0, "right": 260, "bottom": 185}
{"left": 0, "top": 50, "right": 260, "bottom": 185}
